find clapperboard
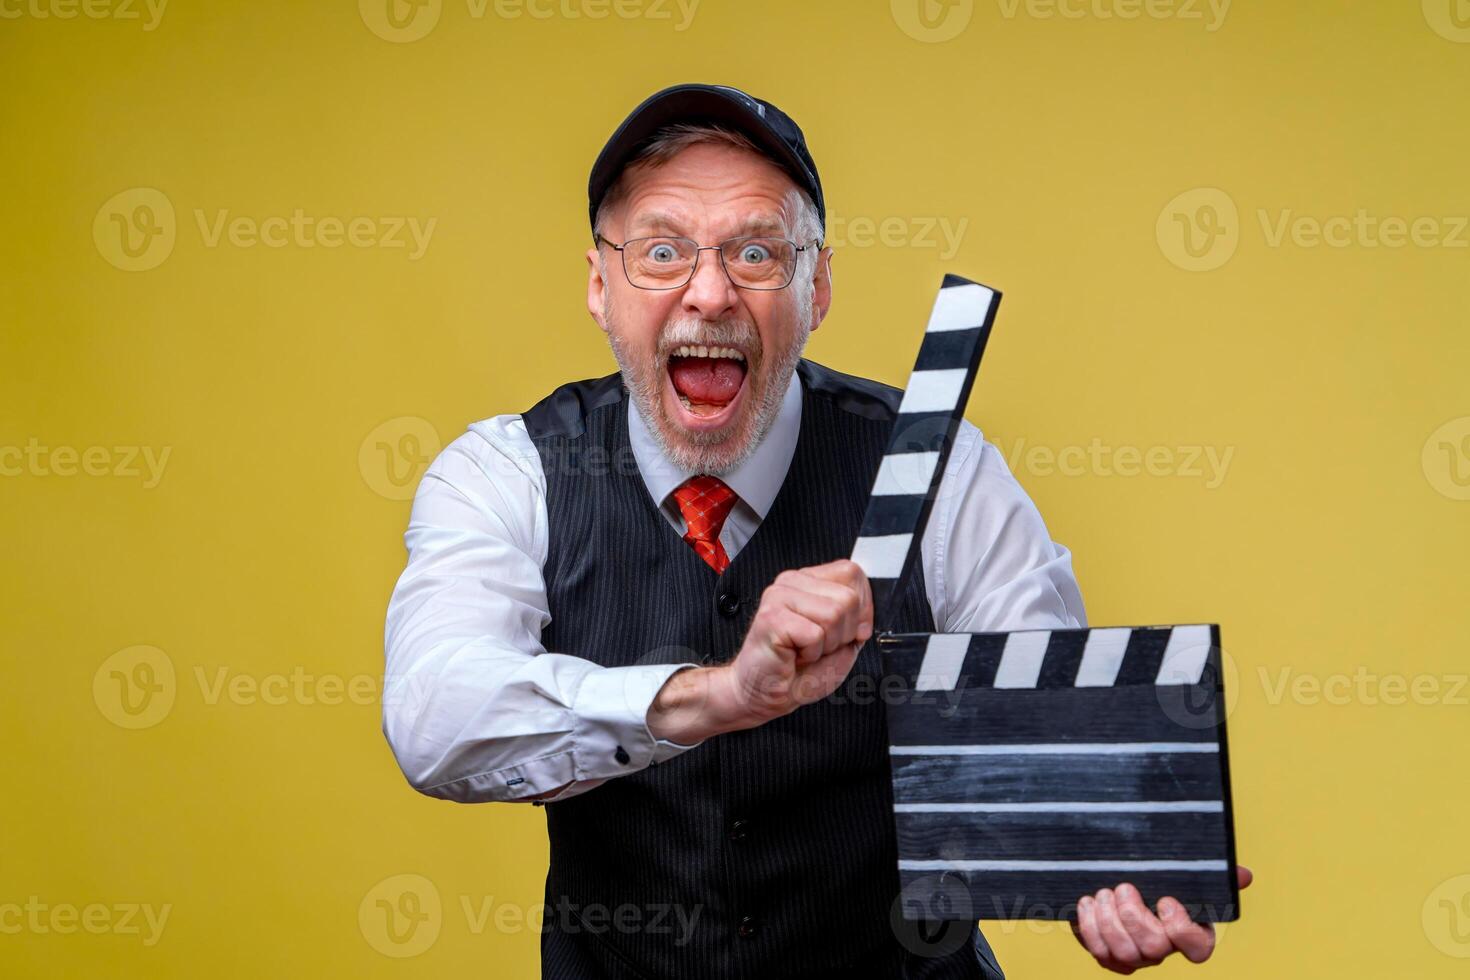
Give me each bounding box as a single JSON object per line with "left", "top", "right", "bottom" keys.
{"left": 851, "top": 275, "right": 1239, "bottom": 924}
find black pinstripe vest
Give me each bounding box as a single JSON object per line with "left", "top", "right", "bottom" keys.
{"left": 522, "top": 359, "right": 998, "bottom": 980}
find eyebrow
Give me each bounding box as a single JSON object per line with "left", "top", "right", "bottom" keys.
{"left": 625, "top": 211, "right": 792, "bottom": 239}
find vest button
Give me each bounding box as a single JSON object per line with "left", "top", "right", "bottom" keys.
{"left": 728, "top": 818, "right": 750, "bottom": 841}
{"left": 737, "top": 914, "right": 759, "bottom": 938}
{"left": 716, "top": 592, "right": 741, "bottom": 617}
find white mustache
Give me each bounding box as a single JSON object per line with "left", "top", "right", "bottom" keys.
{"left": 658, "top": 318, "right": 760, "bottom": 362}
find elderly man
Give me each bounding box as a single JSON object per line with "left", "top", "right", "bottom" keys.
{"left": 384, "top": 83, "right": 1248, "bottom": 979}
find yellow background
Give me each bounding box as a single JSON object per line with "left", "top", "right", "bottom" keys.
{"left": 3, "top": 0, "right": 1468, "bottom": 976}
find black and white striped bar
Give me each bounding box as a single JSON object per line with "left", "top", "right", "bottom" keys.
{"left": 850, "top": 274, "right": 1000, "bottom": 624}
{"left": 880, "top": 624, "right": 1240, "bottom": 922}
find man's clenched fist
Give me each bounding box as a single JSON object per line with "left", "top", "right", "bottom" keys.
{"left": 646, "top": 559, "right": 873, "bottom": 743}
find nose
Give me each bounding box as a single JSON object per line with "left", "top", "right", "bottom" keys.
{"left": 681, "top": 247, "right": 740, "bottom": 321}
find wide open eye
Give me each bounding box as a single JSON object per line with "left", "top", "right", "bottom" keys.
{"left": 646, "top": 241, "right": 680, "bottom": 263}
{"left": 736, "top": 241, "right": 773, "bottom": 264}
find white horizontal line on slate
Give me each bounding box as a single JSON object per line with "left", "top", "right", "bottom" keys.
{"left": 894, "top": 801, "right": 1225, "bottom": 813}
{"left": 889, "top": 743, "right": 1219, "bottom": 756}
{"left": 899, "top": 860, "right": 1230, "bottom": 872}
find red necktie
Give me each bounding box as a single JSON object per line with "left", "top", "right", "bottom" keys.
{"left": 671, "top": 475, "right": 738, "bottom": 573}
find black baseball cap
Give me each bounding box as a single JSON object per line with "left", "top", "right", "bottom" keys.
{"left": 587, "top": 83, "right": 825, "bottom": 238}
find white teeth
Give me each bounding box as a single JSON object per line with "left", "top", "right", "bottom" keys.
{"left": 669, "top": 345, "right": 746, "bottom": 362}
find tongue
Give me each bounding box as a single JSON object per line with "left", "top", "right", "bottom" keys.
{"left": 669, "top": 357, "right": 745, "bottom": 405}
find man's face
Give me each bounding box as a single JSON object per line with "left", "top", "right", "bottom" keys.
{"left": 587, "top": 142, "right": 832, "bottom": 475}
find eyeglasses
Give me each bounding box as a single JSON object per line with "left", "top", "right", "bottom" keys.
{"left": 594, "top": 233, "right": 821, "bottom": 291}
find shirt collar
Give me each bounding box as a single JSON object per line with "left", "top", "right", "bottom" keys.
{"left": 627, "top": 368, "right": 803, "bottom": 520}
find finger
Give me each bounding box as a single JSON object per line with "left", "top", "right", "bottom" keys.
{"left": 798, "top": 561, "right": 870, "bottom": 615}
{"left": 768, "top": 588, "right": 859, "bottom": 659}
{"left": 1114, "top": 884, "right": 1171, "bottom": 963}
{"left": 1237, "top": 865, "right": 1254, "bottom": 889}
{"left": 805, "top": 560, "right": 873, "bottom": 637}
{"left": 792, "top": 640, "right": 862, "bottom": 702}
{"left": 767, "top": 608, "right": 826, "bottom": 663}
{"left": 1073, "top": 896, "right": 1111, "bottom": 961}
{"left": 772, "top": 572, "right": 865, "bottom": 647}
{"left": 1094, "top": 889, "right": 1143, "bottom": 965}
{"left": 1158, "top": 897, "right": 1216, "bottom": 963}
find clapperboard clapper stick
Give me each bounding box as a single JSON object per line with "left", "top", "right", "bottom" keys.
{"left": 851, "top": 275, "right": 1240, "bottom": 924}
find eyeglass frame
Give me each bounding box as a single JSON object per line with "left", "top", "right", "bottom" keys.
{"left": 593, "top": 232, "right": 825, "bottom": 291}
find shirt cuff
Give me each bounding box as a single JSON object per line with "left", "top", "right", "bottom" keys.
{"left": 570, "top": 662, "right": 706, "bottom": 781}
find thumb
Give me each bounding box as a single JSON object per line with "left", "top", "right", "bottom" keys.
{"left": 1236, "top": 865, "right": 1254, "bottom": 889}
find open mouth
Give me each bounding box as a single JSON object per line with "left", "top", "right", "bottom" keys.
{"left": 664, "top": 344, "right": 749, "bottom": 431}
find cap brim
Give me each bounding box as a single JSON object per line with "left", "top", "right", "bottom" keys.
{"left": 588, "top": 84, "right": 816, "bottom": 231}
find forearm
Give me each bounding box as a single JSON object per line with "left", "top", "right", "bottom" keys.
{"left": 645, "top": 665, "right": 750, "bottom": 745}
{"left": 383, "top": 636, "right": 703, "bottom": 804}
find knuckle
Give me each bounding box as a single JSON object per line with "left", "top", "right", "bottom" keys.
{"left": 1139, "top": 937, "right": 1171, "bottom": 960}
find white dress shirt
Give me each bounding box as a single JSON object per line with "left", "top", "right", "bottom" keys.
{"left": 382, "top": 368, "right": 1086, "bottom": 804}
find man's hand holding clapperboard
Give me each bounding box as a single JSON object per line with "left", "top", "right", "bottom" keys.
{"left": 651, "top": 276, "right": 1253, "bottom": 974}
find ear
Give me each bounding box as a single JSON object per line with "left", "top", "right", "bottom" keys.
{"left": 808, "top": 246, "right": 834, "bottom": 333}
{"left": 586, "top": 245, "right": 610, "bottom": 335}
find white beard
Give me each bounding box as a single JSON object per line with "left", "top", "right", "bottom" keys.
{"left": 605, "top": 281, "right": 811, "bottom": 476}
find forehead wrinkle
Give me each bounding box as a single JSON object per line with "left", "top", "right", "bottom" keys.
{"left": 625, "top": 210, "right": 689, "bottom": 237}
{"left": 625, "top": 208, "right": 795, "bottom": 241}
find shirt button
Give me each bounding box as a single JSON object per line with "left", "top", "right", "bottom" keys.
{"left": 716, "top": 592, "right": 742, "bottom": 618}
{"left": 614, "top": 745, "right": 630, "bottom": 764}
{"left": 737, "top": 914, "right": 759, "bottom": 938}
{"left": 728, "top": 818, "right": 750, "bottom": 841}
